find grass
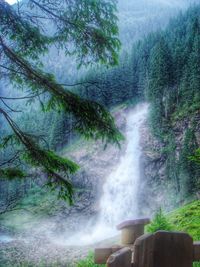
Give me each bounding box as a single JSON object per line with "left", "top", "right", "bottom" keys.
{"left": 76, "top": 252, "right": 105, "bottom": 267}
{"left": 169, "top": 200, "right": 200, "bottom": 241}
{"left": 169, "top": 200, "right": 200, "bottom": 267}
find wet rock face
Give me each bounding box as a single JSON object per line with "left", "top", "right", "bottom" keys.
{"left": 138, "top": 112, "right": 200, "bottom": 214}
{"left": 138, "top": 119, "right": 166, "bottom": 215}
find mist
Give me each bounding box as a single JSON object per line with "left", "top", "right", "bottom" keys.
{"left": 1, "top": 0, "right": 200, "bottom": 265}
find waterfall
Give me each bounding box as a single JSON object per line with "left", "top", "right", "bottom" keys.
{"left": 84, "top": 103, "right": 149, "bottom": 243}
{"left": 98, "top": 103, "right": 148, "bottom": 226}
{"left": 60, "top": 103, "right": 148, "bottom": 245}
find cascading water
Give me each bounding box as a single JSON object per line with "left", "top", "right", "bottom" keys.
{"left": 61, "top": 103, "right": 148, "bottom": 245}
{"left": 99, "top": 103, "right": 148, "bottom": 226}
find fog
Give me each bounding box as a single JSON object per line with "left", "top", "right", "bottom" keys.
{"left": 1, "top": 0, "right": 200, "bottom": 264}
{"left": 118, "top": 0, "right": 199, "bottom": 48}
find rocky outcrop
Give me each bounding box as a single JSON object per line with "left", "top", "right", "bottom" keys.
{"left": 51, "top": 107, "right": 128, "bottom": 233}
{"left": 138, "top": 111, "right": 200, "bottom": 214}
{"left": 138, "top": 118, "right": 169, "bottom": 215}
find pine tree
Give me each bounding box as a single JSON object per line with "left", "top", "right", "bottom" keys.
{"left": 188, "top": 34, "right": 200, "bottom": 104}
{"left": 0, "top": 0, "right": 122, "bottom": 203}
{"left": 148, "top": 37, "right": 173, "bottom": 101}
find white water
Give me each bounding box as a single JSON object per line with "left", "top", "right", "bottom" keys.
{"left": 57, "top": 103, "right": 148, "bottom": 246}
{"left": 99, "top": 103, "right": 148, "bottom": 225}
{"left": 0, "top": 234, "right": 13, "bottom": 243}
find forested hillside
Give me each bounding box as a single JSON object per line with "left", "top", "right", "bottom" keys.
{"left": 74, "top": 5, "right": 200, "bottom": 206}
{"left": 1, "top": 0, "right": 200, "bottom": 216}
{"left": 1, "top": 0, "right": 195, "bottom": 213}
{"left": 135, "top": 5, "right": 200, "bottom": 202}
{"left": 1, "top": 1, "right": 200, "bottom": 266}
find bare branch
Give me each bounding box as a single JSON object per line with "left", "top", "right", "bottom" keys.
{"left": 0, "top": 92, "right": 46, "bottom": 101}
{"left": 0, "top": 98, "right": 22, "bottom": 113}
{"left": 59, "top": 81, "right": 99, "bottom": 87}
{"left": 0, "top": 152, "right": 21, "bottom": 167}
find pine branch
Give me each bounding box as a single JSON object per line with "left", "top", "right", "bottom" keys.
{"left": 0, "top": 108, "right": 79, "bottom": 203}
{"left": 0, "top": 37, "right": 123, "bottom": 146}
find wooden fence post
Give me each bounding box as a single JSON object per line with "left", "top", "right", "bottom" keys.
{"left": 106, "top": 247, "right": 132, "bottom": 267}
{"left": 133, "top": 231, "right": 193, "bottom": 267}
{"left": 95, "top": 246, "right": 123, "bottom": 264}
{"left": 133, "top": 233, "right": 154, "bottom": 267}
{"left": 117, "top": 218, "right": 150, "bottom": 245}
{"left": 193, "top": 241, "right": 200, "bottom": 262}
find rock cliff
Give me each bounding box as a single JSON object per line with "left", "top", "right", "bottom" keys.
{"left": 139, "top": 111, "right": 200, "bottom": 214}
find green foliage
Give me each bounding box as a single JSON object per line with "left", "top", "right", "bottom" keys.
{"left": 179, "top": 128, "right": 200, "bottom": 196}
{"left": 168, "top": 200, "right": 200, "bottom": 266}
{"left": 165, "top": 133, "right": 180, "bottom": 193}
{"left": 169, "top": 200, "right": 200, "bottom": 267}
{"left": 116, "top": 5, "right": 200, "bottom": 198}
{"left": 0, "top": 0, "right": 122, "bottom": 202}
{"left": 0, "top": 1, "right": 49, "bottom": 60}
{"left": 0, "top": 0, "right": 120, "bottom": 66}
{"left": 169, "top": 200, "right": 200, "bottom": 241}
{"left": 76, "top": 51, "right": 140, "bottom": 109}
{"left": 0, "top": 168, "right": 25, "bottom": 179}
{"left": 76, "top": 252, "right": 105, "bottom": 267}
{"left": 147, "top": 208, "right": 173, "bottom": 233}
{"left": 190, "top": 148, "right": 200, "bottom": 165}
{"left": 148, "top": 37, "right": 172, "bottom": 101}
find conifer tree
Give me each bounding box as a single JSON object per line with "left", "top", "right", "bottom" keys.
{"left": 147, "top": 37, "right": 173, "bottom": 136}
{"left": 0, "top": 0, "right": 122, "bottom": 203}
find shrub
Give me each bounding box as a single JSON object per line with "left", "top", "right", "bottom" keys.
{"left": 147, "top": 208, "right": 173, "bottom": 233}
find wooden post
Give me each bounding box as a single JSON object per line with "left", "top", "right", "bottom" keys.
{"left": 134, "top": 233, "right": 154, "bottom": 267}
{"left": 95, "top": 246, "right": 123, "bottom": 264}
{"left": 133, "top": 231, "right": 193, "bottom": 267}
{"left": 117, "top": 218, "right": 150, "bottom": 245}
{"left": 193, "top": 241, "right": 200, "bottom": 261}
{"left": 106, "top": 247, "right": 132, "bottom": 267}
